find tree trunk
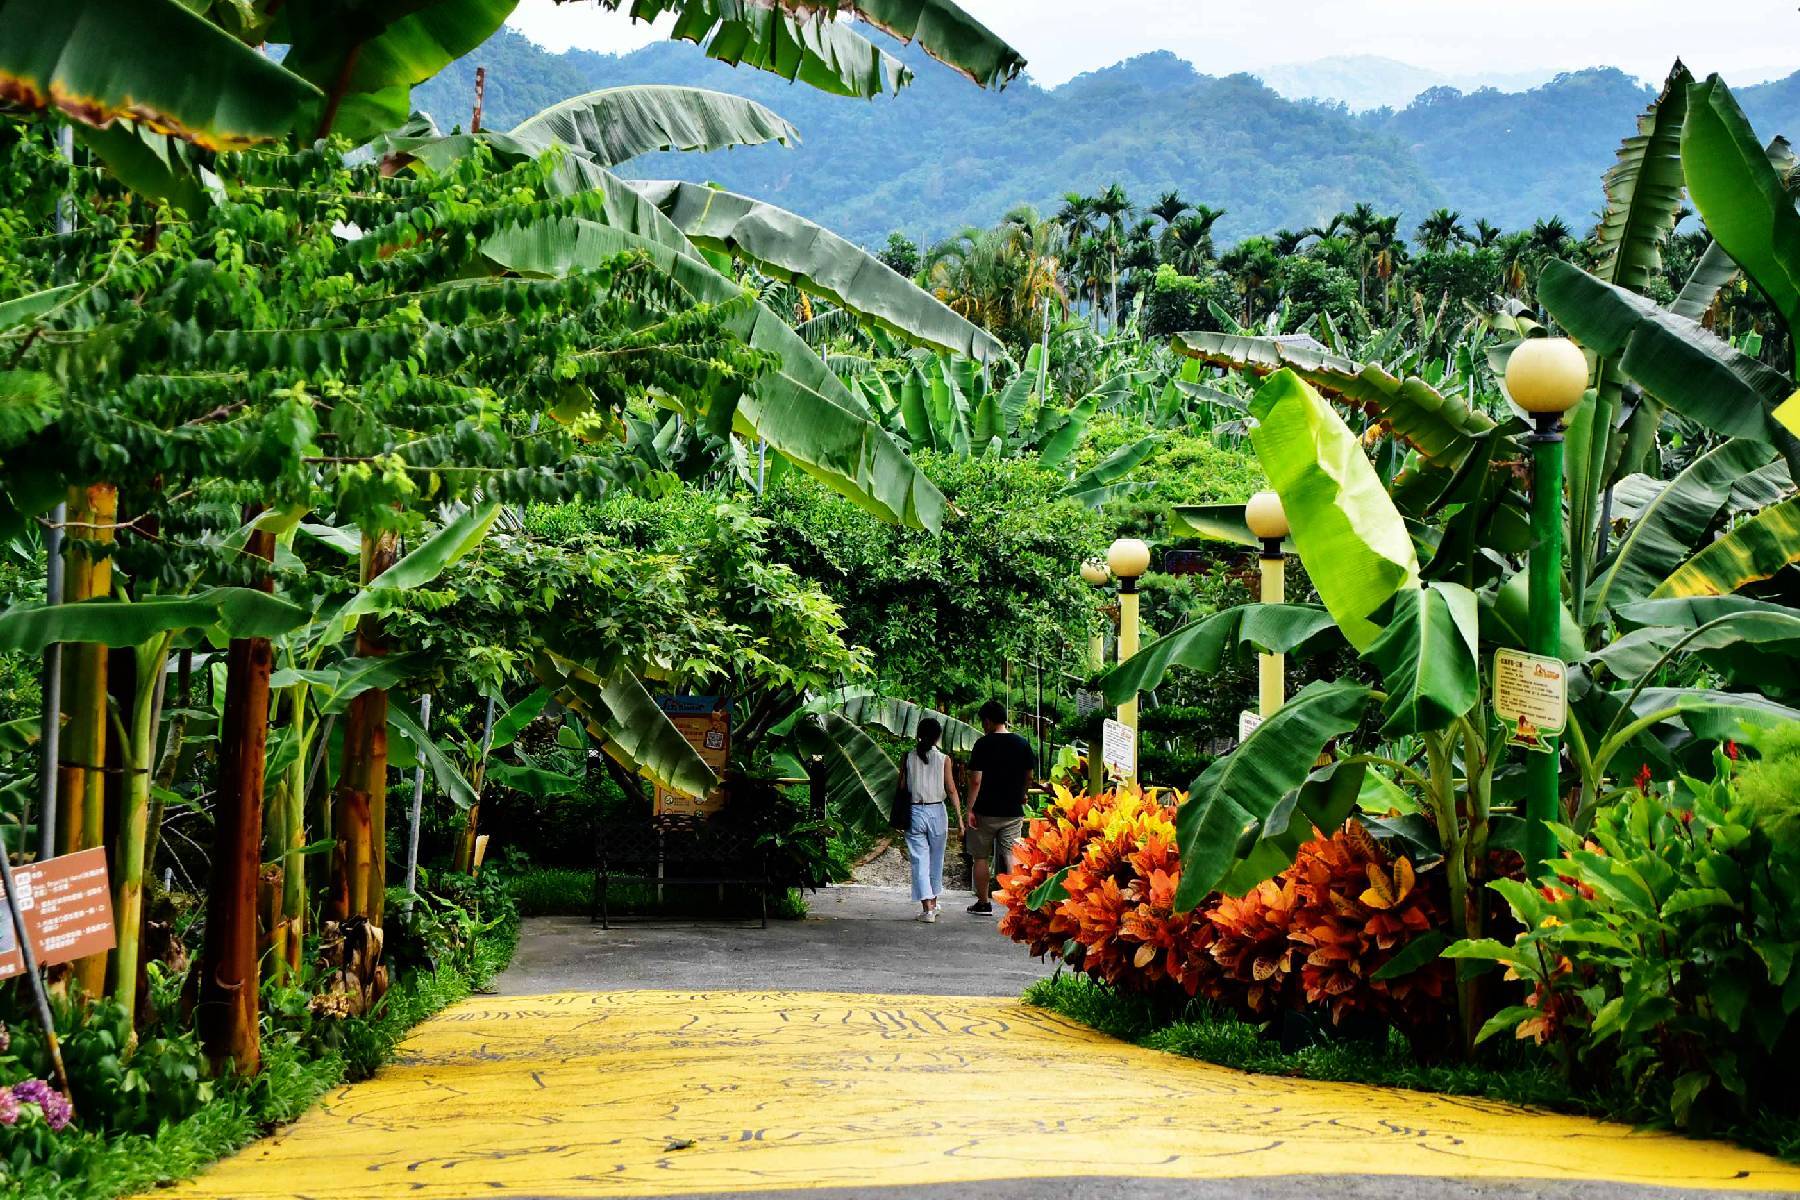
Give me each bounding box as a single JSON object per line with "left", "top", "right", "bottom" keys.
{"left": 59, "top": 485, "right": 115, "bottom": 997}
{"left": 326, "top": 530, "right": 397, "bottom": 1012}
{"left": 198, "top": 522, "right": 275, "bottom": 1076}
{"left": 272, "top": 691, "right": 307, "bottom": 982}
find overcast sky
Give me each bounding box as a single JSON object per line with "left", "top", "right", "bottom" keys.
{"left": 506, "top": 0, "right": 1795, "bottom": 88}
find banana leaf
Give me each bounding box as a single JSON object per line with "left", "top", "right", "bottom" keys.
{"left": 1653, "top": 496, "right": 1800, "bottom": 598}
{"left": 489, "top": 687, "right": 554, "bottom": 752}
{"left": 1538, "top": 259, "right": 1796, "bottom": 450}
{"left": 1682, "top": 75, "right": 1800, "bottom": 357}
{"left": 1249, "top": 370, "right": 1419, "bottom": 650}
{"left": 1175, "top": 331, "right": 1492, "bottom": 465}
{"left": 1587, "top": 439, "right": 1777, "bottom": 616}
{"left": 1671, "top": 137, "right": 1793, "bottom": 319}
{"left": 1479, "top": 571, "right": 1587, "bottom": 662}
{"left": 274, "top": 0, "right": 513, "bottom": 142}
{"left": 388, "top": 703, "right": 479, "bottom": 809}
{"left": 535, "top": 653, "right": 716, "bottom": 798}
{"left": 1362, "top": 583, "right": 1480, "bottom": 736}
{"left": 631, "top": 181, "right": 1006, "bottom": 364}
{"left": 1593, "top": 63, "right": 1693, "bottom": 296}
{"left": 510, "top": 85, "right": 797, "bottom": 166}
{"left": 0, "top": 0, "right": 316, "bottom": 149}
{"left": 0, "top": 588, "right": 306, "bottom": 653}
{"left": 1591, "top": 607, "right": 1800, "bottom": 693}
{"left": 791, "top": 710, "right": 897, "bottom": 837}
{"left": 616, "top": 0, "right": 1025, "bottom": 92}
{"left": 487, "top": 761, "right": 584, "bottom": 798}
{"left": 481, "top": 213, "right": 943, "bottom": 530}
{"left": 1174, "top": 680, "right": 1374, "bottom": 910}
{"left": 326, "top": 503, "right": 500, "bottom": 634}
{"left": 1098, "top": 602, "right": 1341, "bottom": 705}
{"left": 1061, "top": 436, "right": 1158, "bottom": 499}
{"left": 819, "top": 690, "right": 980, "bottom": 755}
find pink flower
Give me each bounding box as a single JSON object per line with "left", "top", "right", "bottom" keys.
{"left": 0, "top": 1089, "right": 17, "bottom": 1127}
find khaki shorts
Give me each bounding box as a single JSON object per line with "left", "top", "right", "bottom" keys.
{"left": 964, "top": 814, "right": 1022, "bottom": 867}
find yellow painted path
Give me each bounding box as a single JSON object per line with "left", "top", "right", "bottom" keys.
{"left": 170, "top": 990, "right": 1800, "bottom": 1198}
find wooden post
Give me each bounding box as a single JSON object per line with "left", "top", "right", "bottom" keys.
{"left": 199, "top": 520, "right": 274, "bottom": 1076}
{"left": 471, "top": 66, "right": 486, "bottom": 134}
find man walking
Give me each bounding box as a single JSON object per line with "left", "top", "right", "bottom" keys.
{"left": 963, "top": 700, "right": 1034, "bottom": 916}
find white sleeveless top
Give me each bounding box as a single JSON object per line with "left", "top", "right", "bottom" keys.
{"left": 903, "top": 747, "right": 948, "bottom": 805}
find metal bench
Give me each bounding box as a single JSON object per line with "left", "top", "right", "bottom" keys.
{"left": 590, "top": 773, "right": 827, "bottom": 929}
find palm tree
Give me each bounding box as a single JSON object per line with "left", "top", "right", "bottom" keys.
{"left": 1367, "top": 215, "right": 1405, "bottom": 312}
{"left": 1149, "top": 190, "right": 1190, "bottom": 229}
{"left": 1272, "top": 228, "right": 1309, "bottom": 256}
{"left": 1161, "top": 205, "right": 1225, "bottom": 273}
{"left": 1472, "top": 218, "right": 1504, "bottom": 248}
{"left": 1091, "top": 182, "right": 1134, "bottom": 329}
{"left": 1530, "top": 216, "right": 1574, "bottom": 258}
{"left": 1219, "top": 236, "right": 1280, "bottom": 327}
{"left": 1498, "top": 231, "right": 1534, "bottom": 296}
{"left": 1417, "top": 208, "right": 1467, "bottom": 254}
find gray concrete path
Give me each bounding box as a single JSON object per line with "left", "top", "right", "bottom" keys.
{"left": 499, "top": 883, "right": 1046, "bottom": 996}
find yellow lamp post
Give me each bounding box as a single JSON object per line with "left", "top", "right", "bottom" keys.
{"left": 1106, "top": 537, "right": 1151, "bottom": 785}
{"left": 1505, "top": 336, "right": 1587, "bottom": 877}
{"left": 1245, "top": 491, "right": 1290, "bottom": 717}
{"left": 1080, "top": 557, "right": 1111, "bottom": 671}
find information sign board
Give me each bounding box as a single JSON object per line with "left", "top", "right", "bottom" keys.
{"left": 1237, "top": 710, "right": 1263, "bottom": 744}
{"left": 1101, "top": 718, "right": 1135, "bottom": 779}
{"left": 652, "top": 695, "right": 731, "bottom": 816}
{"left": 0, "top": 847, "right": 115, "bottom": 981}
{"left": 1494, "top": 649, "right": 1567, "bottom": 751}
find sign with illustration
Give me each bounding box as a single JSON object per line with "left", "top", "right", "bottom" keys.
{"left": 653, "top": 695, "right": 731, "bottom": 816}
{"left": 1101, "top": 718, "right": 1135, "bottom": 779}
{"left": 0, "top": 847, "right": 116, "bottom": 981}
{"left": 1237, "top": 710, "right": 1263, "bottom": 744}
{"left": 1494, "top": 649, "right": 1567, "bottom": 751}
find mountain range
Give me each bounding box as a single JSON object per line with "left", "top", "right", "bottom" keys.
{"left": 413, "top": 29, "right": 1800, "bottom": 250}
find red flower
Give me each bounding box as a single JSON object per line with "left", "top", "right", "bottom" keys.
{"left": 1634, "top": 763, "right": 1653, "bottom": 792}
{"left": 1725, "top": 740, "right": 1739, "bottom": 761}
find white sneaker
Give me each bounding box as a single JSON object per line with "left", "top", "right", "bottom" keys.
{"left": 916, "top": 909, "right": 937, "bottom": 923}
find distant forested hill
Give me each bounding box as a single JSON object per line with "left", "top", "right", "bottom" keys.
{"left": 413, "top": 28, "right": 1800, "bottom": 248}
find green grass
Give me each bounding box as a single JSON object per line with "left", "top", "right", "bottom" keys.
{"left": 1024, "top": 974, "right": 1800, "bottom": 1162}
{"left": 2, "top": 920, "right": 520, "bottom": 1200}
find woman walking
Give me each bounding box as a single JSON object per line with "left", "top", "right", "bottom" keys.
{"left": 903, "top": 718, "right": 960, "bottom": 922}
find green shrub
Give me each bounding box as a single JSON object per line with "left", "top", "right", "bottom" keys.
{"left": 1450, "top": 751, "right": 1800, "bottom": 1136}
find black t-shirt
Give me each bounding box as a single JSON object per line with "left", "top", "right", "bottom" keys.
{"left": 970, "top": 731, "right": 1035, "bottom": 818}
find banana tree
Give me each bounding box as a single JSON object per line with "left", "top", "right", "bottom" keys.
{"left": 1099, "top": 369, "right": 1799, "bottom": 1049}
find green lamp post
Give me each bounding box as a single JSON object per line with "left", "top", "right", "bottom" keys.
{"left": 1080, "top": 556, "right": 1112, "bottom": 796}
{"left": 1505, "top": 336, "right": 1587, "bottom": 877}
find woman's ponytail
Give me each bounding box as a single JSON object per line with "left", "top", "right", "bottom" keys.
{"left": 915, "top": 716, "right": 943, "bottom": 764}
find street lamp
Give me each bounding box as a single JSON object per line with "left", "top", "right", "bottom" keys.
{"left": 1106, "top": 538, "right": 1150, "bottom": 785}
{"left": 1506, "top": 336, "right": 1586, "bottom": 877}
{"left": 1244, "top": 491, "right": 1289, "bottom": 718}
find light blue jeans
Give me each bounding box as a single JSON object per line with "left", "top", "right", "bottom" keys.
{"left": 905, "top": 802, "right": 948, "bottom": 904}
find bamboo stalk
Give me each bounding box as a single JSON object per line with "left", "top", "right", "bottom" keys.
{"left": 60, "top": 484, "right": 115, "bottom": 998}
{"left": 198, "top": 522, "right": 275, "bottom": 1076}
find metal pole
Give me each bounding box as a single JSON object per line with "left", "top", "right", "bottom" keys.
{"left": 1525, "top": 412, "right": 1566, "bottom": 877}
{"left": 405, "top": 694, "right": 431, "bottom": 898}
{"left": 1258, "top": 540, "right": 1286, "bottom": 717}
{"left": 0, "top": 851, "right": 73, "bottom": 1105}
{"left": 1116, "top": 577, "right": 1140, "bottom": 786}
{"left": 35, "top": 506, "right": 64, "bottom": 863}
{"left": 37, "top": 126, "right": 75, "bottom": 863}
